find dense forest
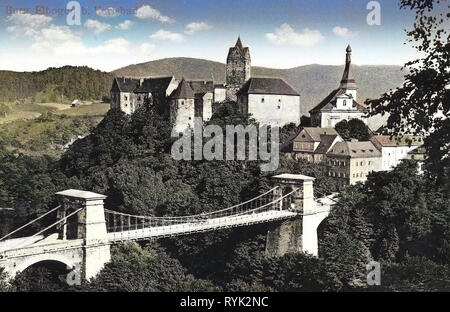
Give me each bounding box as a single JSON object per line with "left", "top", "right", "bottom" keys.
{"left": 0, "top": 66, "right": 113, "bottom": 102}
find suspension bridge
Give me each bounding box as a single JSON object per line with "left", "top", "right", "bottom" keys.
{"left": 0, "top": 174, "right": 337, "bottom": 281}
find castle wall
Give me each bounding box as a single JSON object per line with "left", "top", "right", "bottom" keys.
{"left": 214, "top": 87, "right": 226, "bottom": 103}
{"left": 247, "top": 94, "right": 301, "bottom": 127}
{"left": 319, "top": 111, "right": 367, "bottom": 128}
{"left": 202, "top": 92, "right": 213, "bottom": 122}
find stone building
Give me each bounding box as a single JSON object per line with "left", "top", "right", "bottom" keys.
{"left": 133, "top": 76, "right": 179, "bottom": 116}
{"left": 406, "top": 145, "right": 427, "bottom": 174}
{"left": 110, "top": 77, "right": 140, "bottom": 114}
{"left": 285, "top": 127, "right": 342, "bottom": 163}
{"left": 326, "top": 140, "right": 381, "bottom": 186}
{"left": 188, "top": 80, "right": 214, "bottom": 123}
{"left": 170, "top": 78, "right": 195, "bottom": 133}
{"left": 110, "top": 76, "right": 178, "bottom": 115}
{"left": 370, "top": 135, "right": 423, "bottom": 171}
{"left": 214, "top": 83, "right": 226, "bottom": 105}
{"left": 309, "top": 46, "right": 368, "bottom": 128}
{"left": 226, "top": 37, "right": 251, "bottom": 101}
{"left": 237, "top": 77, "right": 301, "bottom": 127}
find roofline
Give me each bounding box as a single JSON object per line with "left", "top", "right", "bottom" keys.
{"left": 247, "top": 91, "right": 300, "bottom": 96}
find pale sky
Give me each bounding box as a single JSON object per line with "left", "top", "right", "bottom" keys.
{"left": 0, "top": 0, "right": 424, "bottom": 72}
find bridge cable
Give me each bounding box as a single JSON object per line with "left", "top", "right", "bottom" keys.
{"left": 0, "top": 205, "right": 61, "bottom": 242}
{"left": 10, "top": 207, "right": 84, "bottom": 250}
{"left": 105, "top": 186, "right": 280, "bottom": 220}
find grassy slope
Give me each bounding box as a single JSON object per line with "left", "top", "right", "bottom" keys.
{"left": 0, "top": 103, "right": 109, "bottom": 158}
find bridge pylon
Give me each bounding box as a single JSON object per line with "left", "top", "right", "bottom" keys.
{"left": 55, "top": 190, "right": 111, "bottom": 280}
{"left": 265, "top": 174, "right": 328, "bottom": 257}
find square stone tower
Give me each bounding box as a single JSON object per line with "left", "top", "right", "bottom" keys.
{"left": 226, "top": 37, "right": 251, "bottom": 101}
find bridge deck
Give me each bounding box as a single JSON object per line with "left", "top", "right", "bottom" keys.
{"left": 108, "top": 210, "right": 297, "bottom": 242}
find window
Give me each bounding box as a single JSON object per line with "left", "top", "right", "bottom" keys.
{"left": 181, "top": 101, "right": 184, "bottom": 105}
{"left": 124, "top": 95, "right": 128, "bottom": 101}
{"left": 138, "top": 96, "right": 141, "bottom": 101}
{"left": 261, "top": 98, "right": 265, "bottom": 103}
{"left": 343, "top": 100, "right": 347, "bottom": 106}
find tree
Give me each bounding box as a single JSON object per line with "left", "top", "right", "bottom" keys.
{"left": 88, "top": 243, "right": 217, "bottom": 292}
{"left": 365, "top": 0, "right": 449, "bottom": 187}
{"left": 319, "top": 160, "right": 450, "bottom": 290}
{"left": 335, "top": 119, "right": 371, "bottom": 141}
{"left": 0, "top": 268, "right": 10, "bottom": 292}
{"left": 378, "top": 257, "right": 450, "bottom": 291}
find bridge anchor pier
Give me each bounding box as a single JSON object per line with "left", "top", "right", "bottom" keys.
{"left": 265, "top": 174, "right": 327, "bottom": 258}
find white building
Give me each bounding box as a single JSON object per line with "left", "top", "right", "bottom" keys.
{"left": 310, "top": 45, "right": 368, "bottom": 128}
{"left": 237, "top": 77, "right": 301, "bottom": 127}
{"left": 370, "top": 135, "right": 423, "bottom": 171}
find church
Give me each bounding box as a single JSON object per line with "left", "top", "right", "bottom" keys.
{"left": 309, "top": 45, "right": 368, "bottom": 128}
{"left": 110, "top": 37, "right": 302, "bottom": 131}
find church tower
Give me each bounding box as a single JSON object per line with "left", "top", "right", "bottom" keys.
{"left": 339, "top": 45, "right": 357, "bottom": 100}
{"left": 226, "top": 37, "right": 251, "bottom": 101}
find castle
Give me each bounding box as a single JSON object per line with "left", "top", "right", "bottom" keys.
{"left": 109, "top": 41, "right": 424, "bottom": 185}
{"left": 110, "top": 37, "right": 301, "bottom": 131}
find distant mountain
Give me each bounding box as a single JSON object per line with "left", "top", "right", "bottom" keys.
{"left": 112, "top": 57, "right": 405, "bottom": 121}
{"left": 0, "top": 59, "right": 405, "bottom": 130}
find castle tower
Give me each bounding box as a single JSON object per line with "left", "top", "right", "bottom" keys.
{"left": 226, "top": 37, "right": 251, "bottom": 101}
{"left": 339, "top": 45, "right": 357, "bottom": 100}
{"left": 170, "top": 78, "right": 195, "bottom": 133}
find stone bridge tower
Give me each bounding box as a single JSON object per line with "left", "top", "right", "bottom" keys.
{"left": 226, "top": 37, "right": 251, "bottom": 101}
{"left": 0, "top": 190, "right": 111, "bottom": 282}
{"left": 265, "top": 174, "right": 330, "bottom": 257}
{"left": 55, "top": 190, "right": 111, "bottom": 280}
